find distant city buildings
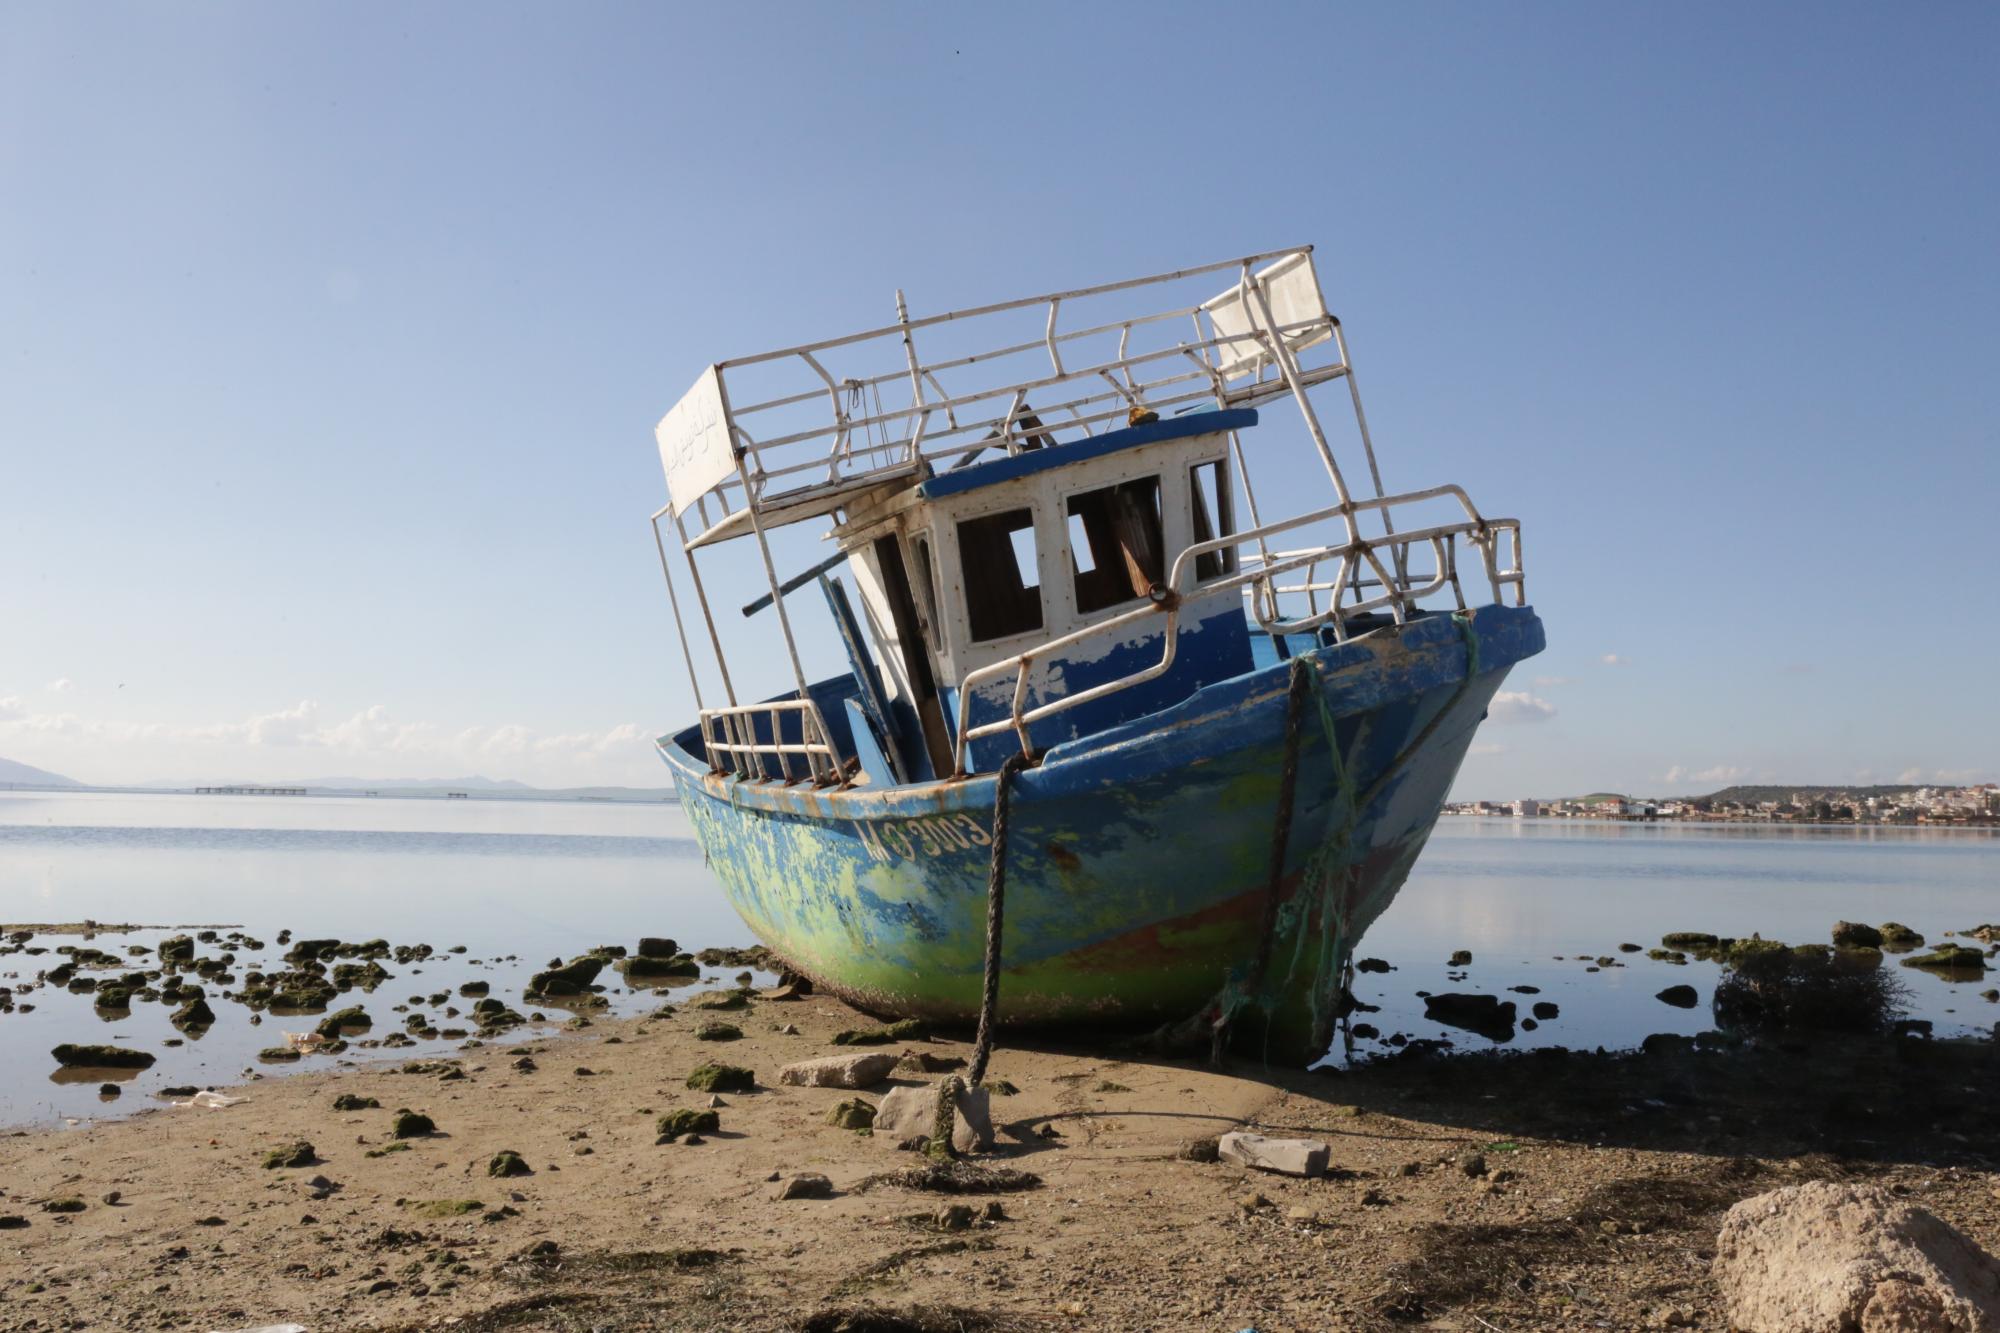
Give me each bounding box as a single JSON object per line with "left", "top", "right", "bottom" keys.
{"left": 1446, "top": 784, "right": 1999, "bottom": 824}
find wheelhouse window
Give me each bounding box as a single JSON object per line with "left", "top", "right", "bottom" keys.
{"left": 1066, "top": 476, "right": 1164, "bottom": 615}
{"left": 957, "top": 507, "right": 1044, "bottom": 641}
{"left": 1189, "top": 459, "right": 1237, "bottom": 581}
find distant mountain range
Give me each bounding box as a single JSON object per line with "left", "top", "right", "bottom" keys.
{"left": 0, "top": 756, "right": 80, "bottom": 787}
{"left": 141, "top": 775, "right": 541, "bottom": 792}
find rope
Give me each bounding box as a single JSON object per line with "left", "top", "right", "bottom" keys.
{"left": 927, "top": 750, "right": 1030, "bottom": 1162}
{"left": 1211, "top": 655, "right": 1316, "bottom": 1062}
{"left": 969, "top": 750, "right": 1030, "bottom": 1088}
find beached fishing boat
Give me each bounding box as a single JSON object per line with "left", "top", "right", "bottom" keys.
{"left": 647, "top": 248, "right": 1542, "bottom": 1059}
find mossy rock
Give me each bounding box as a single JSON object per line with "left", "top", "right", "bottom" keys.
{"left": 694, "top": 989, "right": 750, "bottom": 1011}
{"left": 458, "top": 981, "right": 489, "bottom": 997}
{"left": 695, "top": 1021, "right": 742, "bottom": 1042}
{"left": 1647, "top": 949, "right": 1688, "bottom": 964}
{"left": 170, "top": 997, "right": 216, "bottom": 1032}
{"left": 685, "top": 1062, "right": 755, "bottom": 1093}
{"left": 259, "top": 1046, "right": 303, "bottom": 1062}
{"left": 656, "top": 1108, "right": 721, "bottom": 1140}
{"left": 333, "top": 1093, "right": 380, "bottom": 1111}
{"left": 826, "top": 1097, "right": 875, "bottom": 1131}
{"left": 262, "top": 1140, "right": 316, "bottom": 1169}
{"left": 487, "top": 1150, "right": 532, "bottom": 1178}
{"left": 1831, "top": 921, "right": 1884, "bottom": 949}
{"left": 1878, "top": 922, "right": 1925, "bottom": 949}
{"left": 332, "top": 961, "right": 391, "bottom": 991}
{"left": 42, "top": 1198, "right": 86, "bottom": 1213}
{"left": 391, "top": 1109, "right": 437, "bottom": 1139}
{"left": 93, "top": 987, "right": 132, "bottom": 1009}
{"left": 316, "top": 1006, "right": 371, "bottom": 1039}
{"left": 1660, "top": 932, "right": 1718, "bottom": 950}
{"left": 621, "top": 953, "right": 700, "bottom": 981}
{"left": 527, "top": 954, "right": 610, "bottom": 997}
{"left": 157, "top": 935, "right": 196, "bottom": 964}
{"left": 1900, "top": 945, "right": 1988, "bottom": 974}
{"left": 50, "top": 1043, "right": 155, "bottom": 1070}
{"left": 365, "top": 1142, "right": 412, "bottom": 1158}
{"left": 284, "top": 938, "right": 341, "bottom": 965}
{"left": 832, "top": 1018, "right": 928, "bottom": 1046}
{"left": 636, "top": 936, "right": 678, "bottom": 959}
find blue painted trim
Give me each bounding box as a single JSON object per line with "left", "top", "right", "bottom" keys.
{"left": 916, "top": 409, "right": 1259, "bottom": 501}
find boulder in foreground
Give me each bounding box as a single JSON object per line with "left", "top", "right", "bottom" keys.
{"left": 1714, "top": 1181, "right": 2000, "bottom": 1332}
{"left": 874, "top": 1084, "right": 993, "bottom": 1153}
{"left": 1217, "top": 1131, "right": 1330, "bottom": 1179}
{"left": 778, "top": 1052, "right": 899, "bottom": 1089}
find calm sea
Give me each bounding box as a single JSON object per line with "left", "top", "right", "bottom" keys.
{"left": 1, "top": 792, "right": 1994, "bottom": 1127}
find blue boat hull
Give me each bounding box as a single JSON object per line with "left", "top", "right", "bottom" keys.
{"left": 658, "top": 604, "right": 1544, "bottom": 1059}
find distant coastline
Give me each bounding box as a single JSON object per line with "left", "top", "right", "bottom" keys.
{"left": 0, "top": 779, "right": 677, "bottom": 805}
{"left": 1448, "top": 782, "right": 1998, "bottom": 827}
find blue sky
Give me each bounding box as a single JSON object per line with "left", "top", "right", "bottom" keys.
{"left": 3, "top": 2, "right": 1994, "bottom": 795}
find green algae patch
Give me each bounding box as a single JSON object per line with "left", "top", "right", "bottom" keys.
{"left": 170, "top": 997, "right": 216, "bottom": 1032}
{"left": 1660, "top": 932, "right": 1718, "bottom": 950}
{"left": 621, "top": 953, "right": 700, "bottom": 981}
{"left": 258, "top": 1046, "right": 303, "bottom": 1062}
{"left": 656, "top": 1109, "right": 720, "bottom": 1140}
{"left": 694, "top": 1021, "right": 742, "bottom": 1042}
{"left": 51, "top": 1043, "right": 155, "bottom": 1070}
{"left": 403, "top": 1199, "right": 485, "bottom": 1218}
{"left": 833, "top": 1018, "right": 928, "bottom": 1047}
{"left": 332, "top": 1093, "right": 380, "bottom": 1111}
{"left": 685, "top": 1062, "right": 755, "bottom": 1093}
{"left": 42, "top": 1198, "right": 86, "bottom": 1214}
{"left": 262, "top": 1140, "right": 316, "bottom": 1169}
{"left": 365, "top": 1142, "right": 412, "bottom": 1158}
{"left": 316, "top": 1006, "right": 371, "bottom": 1038}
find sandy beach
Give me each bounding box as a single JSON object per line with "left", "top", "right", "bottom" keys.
{"left": 4, "top": 977, "right": 1996, "bottom": 1332}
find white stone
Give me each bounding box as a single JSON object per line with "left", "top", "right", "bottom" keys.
{"left": 1714, "top": 1181, "right": 2000, "bottom": 1332}
{"left": 874, "top": 1083, "right": 994, "bottom": 1152}
{"left": 1217, "top": 1131, "right": 1330, "bottom": 1178}
{"left": 776, "top": 1052, "right": 900, "bottom": 1089}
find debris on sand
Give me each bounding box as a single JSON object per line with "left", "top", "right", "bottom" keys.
{"left": 261, "top": 1140, "right": 316, "bottom": 1169}
{"left": 856, "top": 1161, "right": 1042, "bottom": 1195}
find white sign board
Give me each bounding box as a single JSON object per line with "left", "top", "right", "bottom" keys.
{"left": 656, "top": 366, "right": 737, "bottom": 517}
{"left": 1202, "top": 251, "right": 1333, "bottom": 381}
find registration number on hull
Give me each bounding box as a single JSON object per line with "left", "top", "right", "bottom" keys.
{"left": 851, "top": 814, "right": 992, "bottom": 863}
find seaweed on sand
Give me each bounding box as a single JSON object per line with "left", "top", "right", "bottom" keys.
{"left": 854, "top": 1161, "right": 1041, "bottom": 1195}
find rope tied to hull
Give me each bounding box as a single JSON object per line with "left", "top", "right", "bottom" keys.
{"left": 1192, "top": 610, "right": 1488, "bottom": 1062}
{"left": 929, "top": 749, "right": 1031, "bottom": 1161}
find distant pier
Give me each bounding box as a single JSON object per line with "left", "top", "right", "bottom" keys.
{"left": 194, "top": 785, "right": 306, "bottom": 797}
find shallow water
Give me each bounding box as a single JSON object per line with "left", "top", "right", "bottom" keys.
{"left": 1, "top": 793, "right": 1994, "bottom": 1127}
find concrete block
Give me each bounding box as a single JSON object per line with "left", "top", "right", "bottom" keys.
{"left": 777, "top": 1052, "right": 900, "bottom": 1089}
{"left": 1217, "top": 1131, "right": 1330, "bottom": 1178}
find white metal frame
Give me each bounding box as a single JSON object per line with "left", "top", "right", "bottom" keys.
{"left": 646, "top": 246, "right": 1528, "bottom": 785}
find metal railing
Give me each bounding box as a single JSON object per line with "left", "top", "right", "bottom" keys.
{"left": 657, "top": 248, "right": 1359, "bottom": 543}
{"left": 947, "top": 485, "right": 1524, "bottom": 777}
{"left": 698, "top": 699, "right": 841, "bottom": 785}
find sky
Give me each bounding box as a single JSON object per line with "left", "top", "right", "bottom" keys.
{"left": 2, "top": 2, "right": 1995, "bottom": 796}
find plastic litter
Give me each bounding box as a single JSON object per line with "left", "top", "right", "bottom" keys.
{"left": 175, "top": 1091, "right": 245, "bottom": 1109}
{"left": 282, "top": 1031, "right": 330, "bottom": 1054}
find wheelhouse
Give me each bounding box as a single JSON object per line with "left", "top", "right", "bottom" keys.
{"left": 649, "top": 247, "right": 1525, "bottom": 789}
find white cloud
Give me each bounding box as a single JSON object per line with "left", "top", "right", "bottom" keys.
{"left": 1488, "top": 691, "right": 1556, "bottom": 724}
{"left": 0, "top": 698, "right": 653, "bottom": 784}
{"left": 45, "top": 677, "right": 74, "bottom": 694}
{"left": 1600, "top": 653, "right": 1628, "bottom": 667}
{"left": 1663, "top": 764, "right": 1749, "bottom": 786}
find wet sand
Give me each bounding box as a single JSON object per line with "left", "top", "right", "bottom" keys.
{"left": 3, "top": 984, "right": 1996, "bottom": 1332}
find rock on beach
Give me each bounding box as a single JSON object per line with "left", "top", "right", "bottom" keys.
{"left": 777, "top": 1052, "right": 899, "bottom": 1089}
{"left": 1714, "top": 1181, "right": 2000, "bottom": 1332}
